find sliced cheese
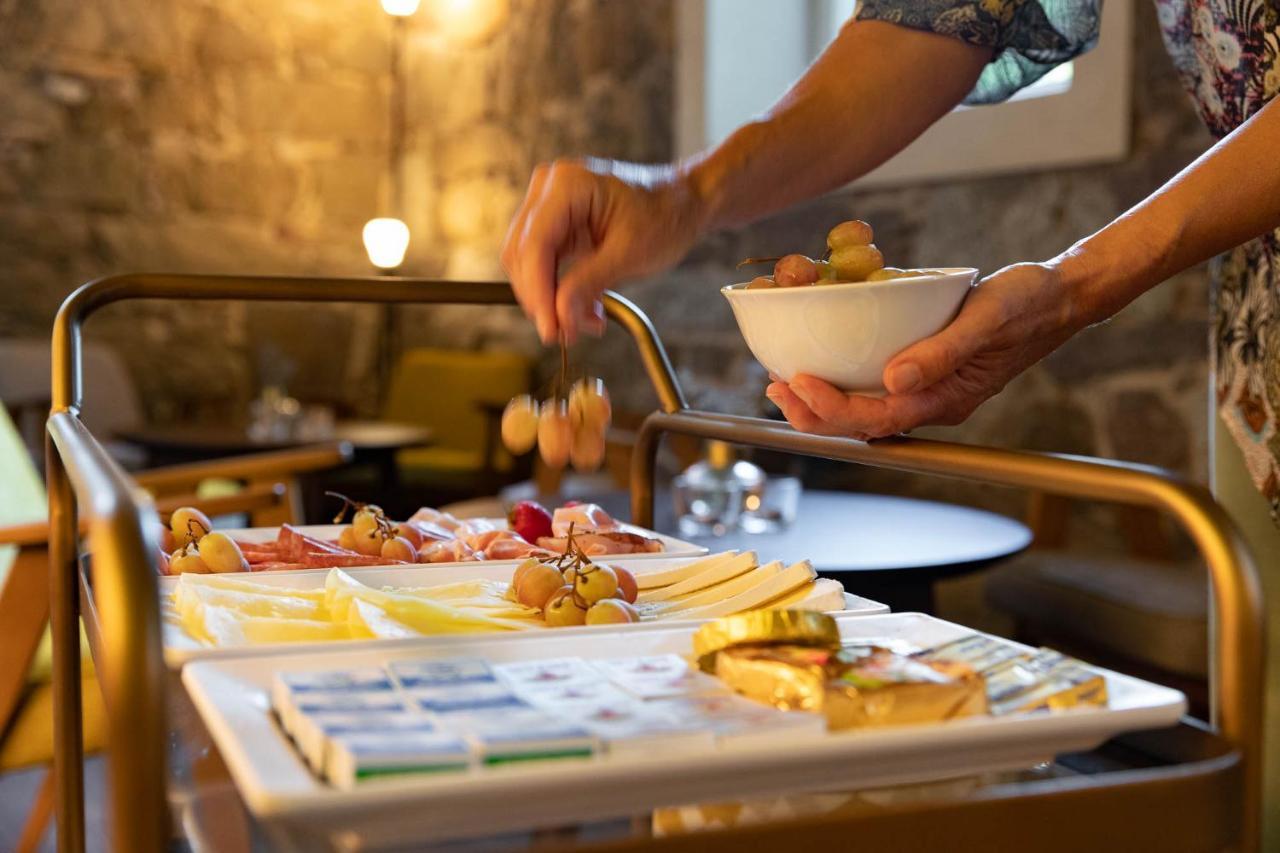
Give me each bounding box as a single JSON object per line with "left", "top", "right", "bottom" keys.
{"left": 637, "top": 551, "right": 758, "bottom": 603}
{"left": 650, "top": 561, "right": 784, "bottom": 614}
{"left": 633, "top": 552, "right": 739, "bottom": 590}
{"left": 672, "top": 560, "right": 817, "bottom": 620}
{"left": 761, "top": 577, "right": 847, "bottom": 613}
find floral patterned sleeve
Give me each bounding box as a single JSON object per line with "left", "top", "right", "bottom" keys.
{"left": 855, "top": 0, "right": 1101, "bottom": 104}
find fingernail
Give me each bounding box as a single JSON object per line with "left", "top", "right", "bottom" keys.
{"left": 887, "top": 363, "right": 922, "bottom": 394}
{"left": 536, "top": 319, "right": 552, "bottom": 344}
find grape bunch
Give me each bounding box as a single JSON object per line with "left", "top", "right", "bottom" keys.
{"left": 500, "top": 346, "right": 611, "bottom": 472}
{"left": 508, "top": 526, "right": 640, "bottom": 627}
{"left": 163, "top": 506, "right": 250, "bottom": 574}
{"left": 744, "top": 219, "right": 942, "bottom": 290}
{"left": 330, "top": 492, "right": 425, "bottom": 560}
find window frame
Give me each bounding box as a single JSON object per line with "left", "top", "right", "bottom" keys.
{"left": 675, "top": 0, "right": 1134, "bottom": 188}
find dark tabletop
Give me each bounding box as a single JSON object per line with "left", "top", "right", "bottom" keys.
{"left": 118, "top": 420, "right": 433, "bottom": 455}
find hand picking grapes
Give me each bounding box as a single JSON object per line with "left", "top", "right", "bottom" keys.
{"left": 500, "top": 340, "right": 611, "bottom": 472}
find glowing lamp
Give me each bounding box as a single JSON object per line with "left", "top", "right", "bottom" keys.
{"left": 362, "top": 218, "right": 411, "bottom": 270}
{"left": 380, "top": 0, "right": 420, "bottom": 16}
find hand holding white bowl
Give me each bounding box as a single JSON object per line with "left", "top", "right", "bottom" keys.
{"left": 763, "top": 262, "right": 1085, "bottom": 439}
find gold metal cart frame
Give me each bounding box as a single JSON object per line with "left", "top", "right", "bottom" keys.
{"left": 46, "top": 274, "right": 1264, "bottom": 852}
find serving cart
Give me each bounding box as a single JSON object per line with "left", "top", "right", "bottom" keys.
{"left": 44, "top": 275, "right": 1264, "bottom": 852}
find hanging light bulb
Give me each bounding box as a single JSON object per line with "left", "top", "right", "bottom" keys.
{"left": 380, "top": 0, "right": 420, "bottom": 15}
{"left": 362, "top": 218, "right": 411, "bottom": 270}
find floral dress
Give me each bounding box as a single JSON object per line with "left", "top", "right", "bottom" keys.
{"left": 858, "top": 0, "right": 1280, "bottom": 519}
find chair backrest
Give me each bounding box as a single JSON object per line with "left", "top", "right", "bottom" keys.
{"left": 382, "top": 347, "right": 533, "bottom": 459}
{"left": 0, "top": 405, "right": 46, "bottom": 584}
{"left": 0, "top": 338, "right": 143, "bottom": 461}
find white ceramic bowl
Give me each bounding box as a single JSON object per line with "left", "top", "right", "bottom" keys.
{"left": 722, "top": 268, "right": 978, "bottom": 394}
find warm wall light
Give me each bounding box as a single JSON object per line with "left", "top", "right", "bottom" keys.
{"left": 428, "top": 0, "right": 508, "bottom": 44}
{"left": 362, "top": 218, "right": 411, "bottom": 269}
{"left": 380, "top": 0, "right": 420, "bottom": 16}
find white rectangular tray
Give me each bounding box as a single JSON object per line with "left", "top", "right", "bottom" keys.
{"left": 227, "top": 520, "right": 706, "bottom": 569}
{"left": 160, "top": 555, "right": 889, "bottom": 668}
{"left": 181, "top": 612, "right": 1186, "bottom": 849}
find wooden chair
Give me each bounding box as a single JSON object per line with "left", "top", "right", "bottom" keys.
{"left": 0, "top": 408, "right": 350, "bottom": 852}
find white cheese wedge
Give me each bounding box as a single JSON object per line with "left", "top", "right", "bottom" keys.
{"left": 650, "top": 561, "right": 784, "bottom": 614}
{"left": 670, "top": 561, "right": 818, "bottom": 620}
{"left": 633, "top": 552, "right": 739, "bottom": 590}
{"left": 761, "top": 577, "right": 847, "bottom": 612}
{"left": 637, "top": 552, "right": 758, "bottom": 604}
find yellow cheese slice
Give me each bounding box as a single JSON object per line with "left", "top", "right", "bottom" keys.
{"left": 637, "top": 552, "right": 758, "bottom": 604}
{"left": 672, "top": 560, "right": 817, "bottom": 620}
{"left": 633, "top": 552, "right": 740, "bottom": 590}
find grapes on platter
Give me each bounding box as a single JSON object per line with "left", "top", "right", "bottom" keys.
{"left": 380, "top": 536, "right": 416, "bottom": 563}
{"left": 585, "top": 598, "right": 639, "bottom": 625}
{"left": 501, "top": 395, "right": 540, "bottom": 454}
{"left": 195, "top": 531, "right": 249, "bottom": 573}
{"left": 170, "top": 507, "right": 212, "bottom": 547}
{"left": 574, "top": 562, "right": 619, "bottom": 604}
{"left": 514, "top": 562, "right": 565, "bottom": 610}
{"left": 337, "top": 526, "right": 358, "bottom": 551}
{"left": 543, "top": 585, "right": 588, "bottom": 627}
{"left": 745, "top": 276, "right": 776, "bottom": 290}
{"left": 169, "top": 549, "right": 211, "bottom": 575}
{"left": 614, "top": 566, "right": 638, "bottom": 604}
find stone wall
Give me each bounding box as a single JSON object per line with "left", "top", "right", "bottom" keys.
{"left": 1, "top": 0, "right": 1215, "bottom": 534}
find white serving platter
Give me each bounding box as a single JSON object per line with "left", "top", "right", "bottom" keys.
{"left": 159, "top": 555, "right": 889, "bottom": 668}
{"left": 181, "top": 612, "right": 1186, "bottom": 849}
{"left": 226, "top": 520, "right": 706, "bottom": 567}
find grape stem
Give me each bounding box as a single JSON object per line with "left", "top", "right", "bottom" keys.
{"left": 736, "top": 256, "right": 782, "bottom": 269}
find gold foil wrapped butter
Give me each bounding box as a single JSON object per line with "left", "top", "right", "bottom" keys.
{"left": 692, "top": 611, "right": 840, "bottom": 673}
{"left": 714, "top": 645, "right": 988, "bottom": 729}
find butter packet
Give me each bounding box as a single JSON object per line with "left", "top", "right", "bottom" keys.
{"left": 293, "top": 710, "right": 437, "bottom": 772}
{"left": 325, "top": 730, "right": 472, "bottom": 788}
{"left": 271, "top": 667, "right": 395, "bottom": 734}
{"left": 986, "top": 649, "right": 1107, "bottom": 716}
{"left": 390, "top": 657, "right": 495, "bottom": 689}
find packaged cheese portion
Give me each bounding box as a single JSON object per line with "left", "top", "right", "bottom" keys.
{"left": 390, "top": 657, "right": 496, "bottom": 688}
{"left": 494, "top": 657, "right": 600, "bottom": 689}
{"left": 437, "top": 706, "right": 597, "bottom": 765}
{"left": 325, "top": 730, "right": 472, "bottom": 788}
{"left": 410, "top": 681, "right": 528, "bottom": 714}
{"left": 914, "top": 634, "right": 1025, "bottom": 673}
{"left": 566, "top": 700, "right": 716, "bottom": 757}
{"left": 646, "top": 693, "right": 825, "bottom": 747}
{"left": 592, "top": 654, "right": 729, "bottom": 700}
{"left": 985, "top": 649, "right": 1108, "bottom": 716}
{"left": 293, "top": 711, "right": 438, "bottom": 772}
{"left": 270, "top": 667, "right": 396, "bottom": 734}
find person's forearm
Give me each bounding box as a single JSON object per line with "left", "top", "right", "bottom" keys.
{"left": 681, "top": 21, "right": 992, "bottom": 233}
{"left": 1057, "top": 97, "right": 1280, "bottom": 325}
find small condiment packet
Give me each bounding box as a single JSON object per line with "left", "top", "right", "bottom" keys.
{"left": 648, "top": 694, "right": 826, "bottom": 746}
{"left": 410, "top": 681, "right": 527, "bottom": 714}
{"left": 390, "top": 657, "right": 496, "bottom": 688}
{"left": 494, "top": 657, "right": 600, "bottom": 688}
{"left": 517, "top": 679, "right": 633, "bottom": 709}
{"left": 592, "top": 654, "right": 691, "bottom": 681}
{"left": 292, "top": 691, "right": 407, "bottom": 717}
{"left": 611, "top": 668, "right": 729, "bottom": 701}
{"left": 325, "top": 730, "right": 472, "bottom": 789}
{"left": 434, "top": 705, "right": 597, "bottom": 765}
{"left": 915, "top": 635, "right": 1025, "bottom": 674}
{"left": 568, "top": 701, "right": 715, "bottom": 757}
{"left": 270, "top": 668, "right": 395, "bottom": 734}
{"left": 293, "top": 711, "right": 437, "bottom": 772}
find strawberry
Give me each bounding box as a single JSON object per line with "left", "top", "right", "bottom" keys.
{"left": 508, "top": 500, "right": 553, "bottom": 543}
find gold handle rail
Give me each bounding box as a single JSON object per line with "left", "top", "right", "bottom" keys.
{"left": 631, "top": 408, "right": 1265, "bottom": 849}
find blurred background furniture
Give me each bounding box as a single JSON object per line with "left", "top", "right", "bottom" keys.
{"left": 382, "top": 347, "right": 535, "bottom": 510}
{"left": 0, "top": 402, "right": 350, "bottom": 851}
{"left": 0, "top": 339, "right": 146, "bottom": 471}
{"left": 985, "top": 493, "right": 1210, "bottom": 716}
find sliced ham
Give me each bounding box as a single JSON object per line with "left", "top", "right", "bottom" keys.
{"left": 484, "top": 538, "right": 553, "bottom": 561}
{"left": 551, "top": 503, "right": 617, "bottom": 537}
{"left": 418, "top": 539, "right": 481, "bottom": 563}
{"left": 408, "top": 507, "right": 462, "bottom": 532}
{"left": 401, "top": 519, "right": 453, "bottom": 543}
{"left": 302, "top": 551, "right": 409, "bottom": 568}
{"left": 537, "top": 530, "right": 663, "bottom": 556}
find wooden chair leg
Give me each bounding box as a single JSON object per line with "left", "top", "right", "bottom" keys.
{"left": 16, "top": 766, "right": 55, "bottom": 853}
